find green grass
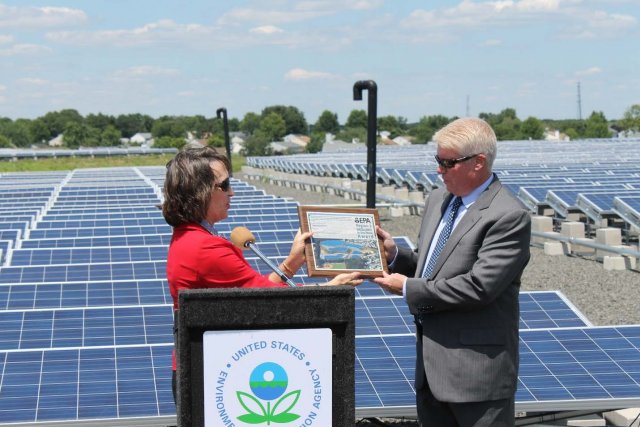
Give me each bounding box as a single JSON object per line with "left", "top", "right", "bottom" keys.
{"left": 0, "top": 154, "right": 246, "bottom": 173}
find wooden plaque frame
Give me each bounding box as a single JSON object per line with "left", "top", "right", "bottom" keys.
{"left": 298, "top": 206, "right": 388, "bottom": 278}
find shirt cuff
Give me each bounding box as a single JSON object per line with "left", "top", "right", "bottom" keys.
{"left": 387, "top": 247, "right": 399, "bottom": 268}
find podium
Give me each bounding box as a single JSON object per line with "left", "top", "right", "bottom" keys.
{"left": 176, "top": 286, "right": 355, "bottom": 427}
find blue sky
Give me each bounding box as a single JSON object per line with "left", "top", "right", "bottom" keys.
{"left": 0, "top": 0, "right": 638, "bottom": 124}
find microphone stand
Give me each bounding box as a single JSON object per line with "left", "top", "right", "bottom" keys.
{"left": 245, "top": 242, "right": 298, "bottom": 288}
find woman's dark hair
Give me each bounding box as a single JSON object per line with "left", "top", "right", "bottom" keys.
{"left": 162, "top": 147, "right": 230, "bottom": 227}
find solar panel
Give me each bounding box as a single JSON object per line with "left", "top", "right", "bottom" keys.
{"left": 547, "top": 188, "right": 640, "bottom": 218}
{"left": 58, "top": 187, "right": 157, "bottom": 196}
{"left": 19, "top": 229, "right": 301, "bottom": 249}
{"left": 0, "top": 230, "right": 20, "bottom": 242}
{"left": 0, "top": 280, "right": 170, "bottom": 310}
{"left": 4, "top": 291, "right": 582, "bottom": 353}
{"left": 46, "top": 205, "right": 161, "bottom": 216}
{"left": 44, "top": 210, "right": 164, "bottom": 222}
{"left": 613, "top": 196, "right": 640, "bottom": 229}
{"left": 9, "top": 246, "right": 168, "bottom": 266}
{"left": 355, "top": 326, "right": 640, "bottom": 415}
{"left": 28, "top": 225, "right": 172, "bottom": 239}
{"left": 0, "top": 345, "right": 175, "bottom": 424}
{"left": 0, "top": 260, "right": 166, "bottom": 284}
{"left": 0, "top": 221, "right": 30, "bottom": 232}
{"left": 3, "top": 161, "right": 640, "bottom": 424}
{"left": 0, "top": 305, "right": 172, "bottom": 351}
{"left": 35, "top": 217, "right": 168, "bottom": 229}
{"left": 576, "top": 190, "right": 640, "bottom": 222}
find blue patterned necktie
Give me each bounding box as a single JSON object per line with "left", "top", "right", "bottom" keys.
{"left": 421, "top": 196, "right": 463, "bottom": 279}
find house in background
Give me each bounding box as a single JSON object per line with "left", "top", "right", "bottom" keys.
{"left": 283, "top": 134, "right": 310, "bottom": 149}
{"left": 47, "top": 134, "right": 64, "bottom": 147}
{"left": 379, "top": 131, "right": 413, "bottom": 146}
{"left": 267, "top": 134, "right": 309, "bottom": 155}
{"left": 544, "top": 129, "right": 570, "bottom": 141}
{"left": 129, "top": 132, "right": 154, "bottom": 146}
{"left": 269, "top": 140, "right": 305, "bottom": 155}
{"left": 322, "top": 133, "right": 364, "bottom": 152}
{"left": 230, "top": 132, "right": 246, "bottom": 154}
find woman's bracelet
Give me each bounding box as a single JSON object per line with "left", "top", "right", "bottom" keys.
{"left": 281, "top": 261, "right": 295, "bottom": 277}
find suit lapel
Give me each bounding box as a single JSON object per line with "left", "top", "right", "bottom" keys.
{"left": 430, "top": 177, "right": 502, "bottom": 277}
{"left": 415, "top": 191, "right": 453, "bottom": 276}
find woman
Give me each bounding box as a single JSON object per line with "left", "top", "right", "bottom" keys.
{"left": 162, "top": 146, "right": 362, "bottom": 401}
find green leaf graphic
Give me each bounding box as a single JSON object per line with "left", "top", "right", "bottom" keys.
{"left": 237, "top": 413, "right": 268, "bottom": 424}
{"left": 271, "top": 413, "right": 301, "bottom": 423}
{"left": 271, "top": 390, "right": 301, "bottom": 416}
{"left": 236, "top": 391, "right": 267, "bottom": 417}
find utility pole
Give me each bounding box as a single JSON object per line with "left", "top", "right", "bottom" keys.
{"left": 577, "top": 82, "right": 583, "bottom": 120}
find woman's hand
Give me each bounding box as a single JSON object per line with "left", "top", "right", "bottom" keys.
{"left": 323, "top": 271, "right": 364, "bottom": 287}
{"left": 285, "top": 229, "right": 313, "bottom": 273}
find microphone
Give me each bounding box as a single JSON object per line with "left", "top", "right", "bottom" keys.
{"left": 230, "top": 227, "right": 297, "bottom": 288}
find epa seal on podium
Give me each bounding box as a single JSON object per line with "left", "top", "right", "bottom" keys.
{"left": 203, "top": 328, "right": 332, "bottom": 426}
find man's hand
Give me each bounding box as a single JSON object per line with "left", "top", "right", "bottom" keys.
{"left": 376, "top": 225, "right": 398, "bottom": 263}
{"left": 373, "top": 271, "right": 405, "bottom": 296}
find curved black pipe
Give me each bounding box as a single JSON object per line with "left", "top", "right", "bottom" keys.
{"left": 216, "top": 107, "right": 233, "bottom": 176}
{"left": 353, "top": 80, "right": 378, "bottom": 208}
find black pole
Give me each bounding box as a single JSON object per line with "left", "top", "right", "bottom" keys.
{"left": 216, "top": 107, "right": 232, "bottom": 177}
{"left": 353, "top": 80, "right": 378, "bottom": 209}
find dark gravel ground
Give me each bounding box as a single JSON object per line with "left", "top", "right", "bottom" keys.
{"left": 237, "top": 172, "right": 640, "bottom": 426}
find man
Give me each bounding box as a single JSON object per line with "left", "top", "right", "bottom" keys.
{"left": 374, "top": 117, "right": 531, "bottom": 427}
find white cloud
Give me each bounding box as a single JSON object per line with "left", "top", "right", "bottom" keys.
{"left": 114, "top": 66, "right": 180, "bottom": 78}
{"left": 347, "top": 0, "right": 384, "bottom": 10}
{"left": 560, "top": 9, "right": 636, "bottom": 39}
{"left": 0, "top": 84, "right": 6, "bottom": 91}
{"left": 45, "top": 17, "right": 327, "bottom": 50}
{"left": 0, "top": 35, "right": 13, "bottom": 44}
{"left": 18, "top": 78, "right": 48, "bottom": 85}
{"left": 219, "top": 0, "right": 383, "bottom": 25}
{"left": 0, "top": 5, "right": 87, "bottom": 29}
{"left": 285, "top": 68, "right": 338, "bottom": 80}
{"left": 575, "top": 67, "right": 602, "bottom": 77}
{"left": 219, "top": 8, "right": 327, "bottom": 25}
{"left": 250, "top": 25, "right": 284, "bottom": 35}
{"left": 401, "top": 0, "right": 637, "bottom": 40}
{"left": 0, "top": 43, "right": 51, "bottom": 56}
{"left": 46, "top": 19, "right": 215, "bottom": 47}
{"left": 296, "top": 0, "right": 383, "bottom": 11}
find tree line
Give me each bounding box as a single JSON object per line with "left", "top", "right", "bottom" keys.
{"left": 1, "top": 104, "right": 639, "bottom": 155}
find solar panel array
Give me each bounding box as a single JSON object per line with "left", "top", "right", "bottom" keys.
{"left": 1, "top": 164, "right": 639, "bottom": 425}
{"left": 247, "top": 138, "right": 640, "bottom": 228}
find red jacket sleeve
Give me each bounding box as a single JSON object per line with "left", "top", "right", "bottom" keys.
{"left": 197, "top": 237, "right": 285, "bottom": 288}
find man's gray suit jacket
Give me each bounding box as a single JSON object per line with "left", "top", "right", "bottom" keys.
{"left": 393, "top": 176, "right": 531, "bottom": 403}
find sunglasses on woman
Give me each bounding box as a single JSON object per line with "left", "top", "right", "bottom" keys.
{"left": 215, "top": 177, "right": 231, "bottom": 192}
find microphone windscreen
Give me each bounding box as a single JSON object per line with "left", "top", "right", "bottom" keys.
{"left": 230, "top": 226, "right": 255, "bottom": 249}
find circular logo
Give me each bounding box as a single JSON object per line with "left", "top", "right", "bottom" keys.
{"left": 249, "top": 362, "right": 288, "bottom": 401}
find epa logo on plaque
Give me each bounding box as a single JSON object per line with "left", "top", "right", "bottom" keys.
{"left": 203, "top": 329, "right": 332, "bottom": 426}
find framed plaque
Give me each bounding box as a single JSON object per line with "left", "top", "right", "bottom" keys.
{"left": 298, "top": 206, "right": 388, "bottom": 277}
